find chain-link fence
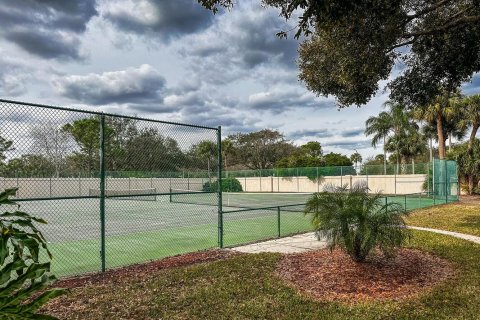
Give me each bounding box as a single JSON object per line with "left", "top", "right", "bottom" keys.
{"left": 224, "top": 162, "right": 453, "bottom": 196}
{"left": 0, "top": 99, "right": 221, "bottom": 276}
{"left": 0, "top": 99, "right": 461, "bottom": 277}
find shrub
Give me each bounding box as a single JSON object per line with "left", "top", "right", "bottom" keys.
{"left": 203, "top": 177, "right": 243, "bottom": 192}
{"left": 0, "top": 188, "right": 64, "bottom": 319}
{"left": 304, "top": 182, "right": 410, "bottom": 262}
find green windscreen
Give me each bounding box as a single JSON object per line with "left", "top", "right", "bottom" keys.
{"left": 432, "top": 159, "right": 459, "bottom": 203}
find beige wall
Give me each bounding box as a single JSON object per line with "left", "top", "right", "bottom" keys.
{"left": 238, "top": 174, "right": 427, "bottom": 195}
{"left": 1, "top": 174, "right": 429, "bottom": 199}
{"left": 0, "top": 177, "right": 206, "bottom": 199}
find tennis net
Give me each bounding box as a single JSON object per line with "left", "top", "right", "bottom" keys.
{"left": 169, "top": 189, "right": 312, "bottom": 209}
{"left": 89, "top": 188, "right": 157, "bottom": 201}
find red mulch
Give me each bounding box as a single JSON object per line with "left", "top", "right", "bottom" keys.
{"left": 55, "top": 249, "right": 240, "bottom": 289}
{"left": 276, "top": 248, "right": 455, "bottom": 302}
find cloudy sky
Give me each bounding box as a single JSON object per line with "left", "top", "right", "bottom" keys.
{"left": 0, "top": 0, "right": 478, "bottom": 159}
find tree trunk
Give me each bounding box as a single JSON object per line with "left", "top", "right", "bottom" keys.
{"left": 448, "top": 135, "right": 452, "bottom": 152}
{"left": 436, "top": 110, "right": 446, "bottom": 159}
{"left": 468, "top": 176, "right": 474, "bottom": 195}
{"left": 401, "top": 156, "right": 407, "bottom": 174}
{"left": 468, "top": 123, "right": 479, "bottom": 151}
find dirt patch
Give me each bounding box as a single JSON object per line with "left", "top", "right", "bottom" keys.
{"left": 55, "top": 249, "right": 240, "bottom": 289}
{"left": 276, "top": 248, "right": 455, "bottom": 302}
{"left": 459, "top": 195, "right": 480, "bottom": 205}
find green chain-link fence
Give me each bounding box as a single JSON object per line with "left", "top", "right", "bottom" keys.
{"left": 0, "top": 99, "right": 222, "bottom": 276}
{"left": 0, "top": 99, "right": 460, "bottom": 277}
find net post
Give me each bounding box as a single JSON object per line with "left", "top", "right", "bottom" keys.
{"left": 217, "top": 126, "right": 223, "bottom": 248}
{"left": 277, "top": 206, "right": 281, "bottom": 238}
{"left": 99, "top": 114, "right": 106, "bottom": 273}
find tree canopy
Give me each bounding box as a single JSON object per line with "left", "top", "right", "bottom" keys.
{"left": 199, "top": 0, "right": 480, "bottom": 108}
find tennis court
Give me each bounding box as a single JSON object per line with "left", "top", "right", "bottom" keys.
{"left": 13, "top": 190, "right": 453, "bottom": 277}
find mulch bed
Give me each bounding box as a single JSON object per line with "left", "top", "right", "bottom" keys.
{"left": 55, "top": 249, "right": 240, "bottom": 289}
{"left": 276, "top": 248, "right": 456, "bottom": 302}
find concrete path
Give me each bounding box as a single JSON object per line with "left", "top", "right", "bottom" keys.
{"left": 409, "top": 226, "right": 480, "bottom": 244}
{"left": 231, "top": 228, "right": 480, "bottom": 254}
{"left": 232, "top": 233, "right": 327, "bottom": 254}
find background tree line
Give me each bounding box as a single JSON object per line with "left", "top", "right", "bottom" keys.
{"left": 365, "top": 93, "right": 480, "bottom": 194}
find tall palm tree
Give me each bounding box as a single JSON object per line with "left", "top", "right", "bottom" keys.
{"left": 459, "top": 94, "right": 480, "bottom": 152}
{"left": 196, "top": 140, "right": 217, "bottom": 182}
{"left": 350, "top": 151, "right": 362, "bottom": 170}
{"left": 413, "top": 91, "right": 464, "bottom": 159}
{"left": 365, "top": 111, "right": 391, "bottom": 174}
{"left": 421, "top": 123, "right": 437, "bottom": 162}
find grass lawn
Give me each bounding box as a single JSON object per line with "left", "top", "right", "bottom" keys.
{"left": 44, "top": 230, "right": 480, "bottom": 319}
{"left": 406, "top": 200, "right": 480, "bottom": 237}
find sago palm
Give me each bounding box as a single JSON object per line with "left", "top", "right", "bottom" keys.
{"left": 304, "top": 182, "right": 410, "bottom": 262}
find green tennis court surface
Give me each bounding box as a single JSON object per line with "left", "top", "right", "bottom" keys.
{"left": 18, "top": 192, "right": 456, "bottom": 277}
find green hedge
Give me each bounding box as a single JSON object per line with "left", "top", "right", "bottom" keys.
{"left": 203, "top": 177, "right": 243, "bottom": 192}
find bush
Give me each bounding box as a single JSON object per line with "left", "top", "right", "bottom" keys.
{"left": 0, "top": 188, "right": 64, "bottom": 319}
{"left": 203, "top": 177, "right": 243, "bottom": 192}
{"left": 305, "top": 182, "right": 410, "bottom": 262}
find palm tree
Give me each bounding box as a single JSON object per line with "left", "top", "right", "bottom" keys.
{"left": 459, "top": 94, "right": 480, "bottom": 152}
{"left": 365, "top": 111, "right": 391, "bottom": 174}
{"left": 421, "top": 123, "right": 437, "bottom": 162}
{"left": 196, "top": 140, "right": 217, "bottom": 182}
{"left": 413, "top": 91, "right": 464, "bottom": 159}
{"left": 304, "top": 182, "right": 410, "bottom": 262}
{"left": 350, "top": 151, "right": 362, "bottom": 171}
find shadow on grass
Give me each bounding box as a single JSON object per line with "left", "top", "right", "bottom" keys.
{"left": 457, "top": 215, "right": 480, "bottom": 229}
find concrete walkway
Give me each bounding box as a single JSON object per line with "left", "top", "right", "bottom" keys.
{"left": 408, "top": 226, "right": 480, "bottom": 244}
{"left": 231, "top": 228, "right": 480, "bottom": 254}
{"left": 232, "top": 233, "right": 327, "bottom": 254}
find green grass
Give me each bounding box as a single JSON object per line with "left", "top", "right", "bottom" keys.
{"left": 406, "top": 202, "right": 480, "bottom": 237}
{"left": 44, "top": 231, "right": 480, "bottom": 319}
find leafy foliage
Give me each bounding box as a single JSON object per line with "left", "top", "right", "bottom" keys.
{"left": 447, "top": 139, "right": 480, "bottom": 195}
{"left": 0, "top": 136, "right": 13, "bottom": 163}
{"left": 203, "top": 177, "right": 243, "bottom": 192}
{"left": 227, "top": 130, "right": 295, "bottom": 170}
{"left": 305, "top": 182, "right": 410, "bottom": 262}
{"left": 0, "top": 188, "right": 64, "bottom": 319}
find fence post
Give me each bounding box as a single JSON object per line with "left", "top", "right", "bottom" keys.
{"left": 260, "top": 170, "right": 262, "bottom": 192}
{"left": 99, "top": 114, "right": 106, "bottom": 272}
{"left": 394, "top": 170, "right": 397, "bottom": 195}
{"left": 277, "top": 206, "right": 281, "bottom": 238}
{"left": 404, "top": 195, "right": 407, "bottom": 212}
{"left": 445, "top": 160, "right": 448, "bottom": 204}
{"left": 296, "top": 168, "right": 299, "bottom": 192}
{"left": 217, "top": 126, "right": 223, "bottom": 248}
{"left": 427, "top": 162, "right": 430, "bottom": 197}
{"left": 365, "top": 166, "right": 369, "bottom": 192}
{"left": 317, "top": 167, "right": 319, "bottom": 193}
{"left": 49, "top": 176, "right": 52, "bottom": 197}
{"left": 340, "top": 166, "right": 343, "bottom": 187}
